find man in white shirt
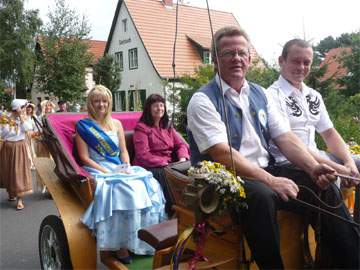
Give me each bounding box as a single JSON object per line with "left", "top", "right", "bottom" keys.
{"left": 267, "top": 39, "right": 359, "bottom": 180}
{"left": 187, "top": 26, "right": 359, "bottom": 269}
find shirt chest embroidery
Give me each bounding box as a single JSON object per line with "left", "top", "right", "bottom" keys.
{"left": 306, "top": 94, "right": 320, "bottom": 115}
{"left": 285, "top": 96, "right": 302, "bottom": 117}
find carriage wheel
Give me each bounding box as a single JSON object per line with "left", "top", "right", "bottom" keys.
{"left": 39, "top": 215, "right": 73, "bottom": 270}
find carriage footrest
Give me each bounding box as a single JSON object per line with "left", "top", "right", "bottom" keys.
{"left": 138, "top": 219, "right": 178, "bottom": 250}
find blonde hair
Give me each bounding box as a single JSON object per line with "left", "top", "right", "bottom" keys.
{"left": 41, "top": 100, "right": 55, "bottom": 115}
{"left": 87, "top": 85, "right": 114, "bottom": 130}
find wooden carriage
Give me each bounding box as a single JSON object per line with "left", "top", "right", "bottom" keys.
{"left": 35, "top": 112, "right": 142, "bottom": 270}
{"left": 35, "top": 112, "right": 318, "bottom": 270}
{"left": 154, "top": 162, "right": 317, "bottom": 269}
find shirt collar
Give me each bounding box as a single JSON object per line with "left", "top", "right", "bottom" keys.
{"left": 215, "top": 73, "right": 250, "bottom": 96}
{"left": 278, "top": 75, "right": 309, "bottom": 96}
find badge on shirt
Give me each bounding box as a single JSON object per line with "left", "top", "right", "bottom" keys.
{"left": 258, "top": 109, "right": 267, "bottom": 127}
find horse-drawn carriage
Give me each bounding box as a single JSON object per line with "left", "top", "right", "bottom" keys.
{"left": 35, "top": 112, "right": 317, "bottom": 270}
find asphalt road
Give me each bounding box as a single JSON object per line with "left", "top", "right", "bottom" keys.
{"left": 0, "top": 180, "right": 58, "bottom": 270}
{"left": 0, "top": 173, "right": 106, "bottom": 270}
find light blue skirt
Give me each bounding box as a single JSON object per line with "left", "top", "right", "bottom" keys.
{"left": 81, "top": 165, "right": 167, "bottom": 254}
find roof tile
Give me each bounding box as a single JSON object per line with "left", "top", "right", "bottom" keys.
{"left": 123, "top": 0, "right": 262, "bottom": 78}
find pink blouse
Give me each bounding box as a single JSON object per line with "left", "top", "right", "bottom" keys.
{"left": 133, "top": 122, "right": 190, "bottom": 168}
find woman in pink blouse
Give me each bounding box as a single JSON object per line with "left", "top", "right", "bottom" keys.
{"left": 133, "top": 94, "right": 189, "bottom": 214}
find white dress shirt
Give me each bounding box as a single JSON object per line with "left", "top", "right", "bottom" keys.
{"left": 267, "top": 75, "right": 333, "bottom": 163}
{"left": 187, "top": 75, "right": 290, "bottom": 168}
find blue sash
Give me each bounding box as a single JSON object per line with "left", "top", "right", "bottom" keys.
{"left": 76, "top": 118, "right": 121, "bottom": 165}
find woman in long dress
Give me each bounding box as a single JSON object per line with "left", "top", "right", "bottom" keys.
{"left": 75, "top": 85, "right": 166, "bottom": 263}
{"left": 0, "top": 99, "right": 33, "bottom": 210}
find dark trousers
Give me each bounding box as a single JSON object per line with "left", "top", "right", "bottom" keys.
{"left": 242, "top": 165, "right": 360, "bottom": 269}
{"left": 148, "top": 167, "right": 174, "bottom": 215}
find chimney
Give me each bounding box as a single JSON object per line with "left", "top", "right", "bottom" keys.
{"left": 162, "top": 0, "right": 173, "bottom": 7}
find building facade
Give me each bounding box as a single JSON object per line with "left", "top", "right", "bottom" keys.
{"left": 105, "top": 0, "right": 263, "bottom": 112}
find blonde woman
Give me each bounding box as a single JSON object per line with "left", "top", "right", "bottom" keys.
{"left": 24, "top": 103, "right": 39, "bottom": 168}
{"left": 35, "top": 100, "right": 55, "bottom": 158}
{"left": 75, "top": 85, "right": 166, "bottom": 263}
{"left": 0, "top": 99, "right": 33, "bottom": 210}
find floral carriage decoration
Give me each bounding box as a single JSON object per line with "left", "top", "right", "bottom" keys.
{"left": 187, "top": 160, "right": 247, "bottom": 214}
{"left": 171, "top": 161, "right": 247, "bottom": 270}
{"left": 349, "top": 144, "right": 360, "bottom": 155}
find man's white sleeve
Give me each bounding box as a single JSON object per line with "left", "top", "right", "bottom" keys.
{"left": 187, "top": 93, "right": 228, "bottom": 153}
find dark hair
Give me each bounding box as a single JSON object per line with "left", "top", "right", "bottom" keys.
{"left": 281, "top": 39, "right": 311, "bottom": 59}
{"left": 58, "top": 100, "right": 66, "bottom": 105}
{"left": 139, "top": 94, "right": 169, "bottom": 128}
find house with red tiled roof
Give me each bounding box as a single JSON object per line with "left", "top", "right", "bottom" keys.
{"left": 84, "top": 40, "right": 107, "bottom": 93}
{"left": 31, "top": 39, "right": 106, "bottom": 107}
{"left": 320, "top": 47, "right": 351, "bottom": 87}
{"left": 105, "top": 0, "right": 263, "bottom": 112}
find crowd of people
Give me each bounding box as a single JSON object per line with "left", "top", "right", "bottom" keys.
{"left": 1, "top": 25, "right": 360, "bottom": 268}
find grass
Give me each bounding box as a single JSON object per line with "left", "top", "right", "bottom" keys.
{"left": 128, "top": 255, "right": 153, "bottom": 270}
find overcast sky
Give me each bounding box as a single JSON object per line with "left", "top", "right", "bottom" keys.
{"left": 24, "top": 0, "right": 360, "bottom": 64}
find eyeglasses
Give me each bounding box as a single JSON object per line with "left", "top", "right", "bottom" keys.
{"left": 219, "top": 49, "right": 249, "bottom": 60}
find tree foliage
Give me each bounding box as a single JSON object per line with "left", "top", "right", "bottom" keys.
{"left": 314, "top": 33, "right": 355, "bottom": 58}
{"left": 337, "top": 32, "right": 360, "bottom": 97}
{"left": 246, "top": 63, "right": 279, "bottom": 89}
{"left": 0, "top": 0, "right": 42, "bottom": 98}
{"left": 312, "top": 32, "right": 360, "bottom": 147}
{"left": 93, "top": 54, "right": 121, "bottom": 92}
{"left": 35, "top": 0, "right": 93, "bottom": 102}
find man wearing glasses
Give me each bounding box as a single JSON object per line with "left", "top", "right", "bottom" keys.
{"left": 187, "top": 26, "right": 359, "bottom": 269}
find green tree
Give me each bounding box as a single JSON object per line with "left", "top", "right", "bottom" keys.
{"left": 314, "top": 33, "right": 354, "bottom": 58}
{"left": 93, "top": 54, "right": 121, "bottom": 92}
{"left": 337, "top": 32, "right": 360, "bottom": 97}
{"left": 246, "top": 62, "right": 279, "bottom": 88}
{"left": 35, "top": 0, "right": 93, "bottom": 102}
{"left": 305, "top": 54, "right": 334, "bottom": 98}
{"left": 0, "top": 0, "right": 42, "bottom": 98}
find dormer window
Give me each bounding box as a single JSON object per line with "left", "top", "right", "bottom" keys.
{"left": 122, "top": 19, "right": 127, "bottom": 32}
{"left": 203, "top": 51, "right": 212, "bottom": 64}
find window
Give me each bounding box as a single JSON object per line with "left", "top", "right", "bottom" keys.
{"left": 128, "top": 89, "right": 146, "bottom": 111}
{"left": 203, "top": 51, "right": 212, "bottom": 64}
{"left": 122, "top": 19, "right": 127, "bottom": 32}
{"left": 115, "top": 51, "right": 123, "bottom": 71}
{"left": 114, "top": 90, "right": 126, "bottom": 111}
{"left": 128, "top": 48, "right": 138, "bottom": 69}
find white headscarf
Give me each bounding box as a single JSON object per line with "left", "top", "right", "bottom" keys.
{"left": 11, "top": 99, "right": 28, "bottom": 111}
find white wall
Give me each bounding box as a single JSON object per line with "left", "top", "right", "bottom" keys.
{"left": 107, "top": 3, "right": 164, "bottom": 111}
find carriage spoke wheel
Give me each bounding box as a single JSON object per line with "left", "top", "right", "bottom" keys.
{"left": 39, "top": 215, "right": 72, "bottom": 270}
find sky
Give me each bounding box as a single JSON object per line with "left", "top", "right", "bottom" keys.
{"left": 24, "top": 0, "right": 360, "bottom": 65}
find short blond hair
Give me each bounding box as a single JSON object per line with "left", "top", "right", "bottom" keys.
{"left": 211, "top": 26, "right": 250, "bottom": 65}
{"left": 87, "top": 85, "right": 114, "bottom": 130}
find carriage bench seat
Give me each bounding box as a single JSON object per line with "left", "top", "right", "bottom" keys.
{"left": 138, "top": 218, "right": 178, "bottom": 250}
{"left": 138, "top": 218, "right": 178, "bottom": 268}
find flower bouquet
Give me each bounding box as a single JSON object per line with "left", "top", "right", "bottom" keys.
{"left": 172, "top": 161, "right": 247, "bottom": 270}
{"left": 349, "top": 145, "right": 360, "bottom": 155}
{"left": 187, "top": 160, "right": 247, "bottom": 214}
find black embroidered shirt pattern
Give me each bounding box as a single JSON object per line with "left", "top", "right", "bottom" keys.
{"left": 306, "top": 95, "right": 320, "bottom": 115}
{"left": 285, "top": 96, "right": 302, "bottom": 117}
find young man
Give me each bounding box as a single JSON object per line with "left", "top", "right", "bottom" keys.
{"left": 267, "top": 39, "right": 359, "bottom": 182}
{"left": 187, "top": 26, "right": 359, "bottom": 269}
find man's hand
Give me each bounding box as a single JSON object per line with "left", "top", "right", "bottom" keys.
{"left": 268, "top": 176, "right": 299, "bottom": 201}
{"left": 344, "top": 160, "right": 360, "bottom": 178}
{"left": 310, "top": 163, "right": 336, "bottom": 189}
{"left": 340, "top": 160, "right": 359, "bottom": 187}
